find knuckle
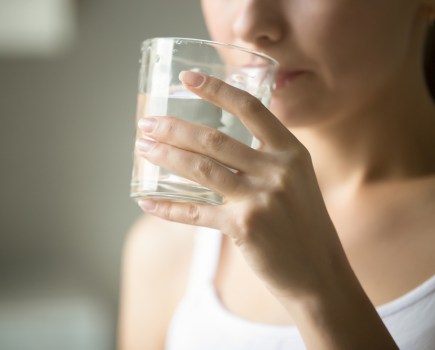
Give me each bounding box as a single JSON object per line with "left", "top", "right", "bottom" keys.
{"left": 232, "top": 189, "right": 290, "bottom": 240}
{"left": 292, "top": 144, "right": 312, "bottom": 165}
{"left": 158, "top": 116, "right": 177, "bottom": 137}
{"left": 270, "top": 167, "right": 292, "bottom": 191}
{"left": 152, "top": 142, "right": 167, "bottom": 159}
{"left": 271, "top": 146, "right": 312, "bottom": 185}
{"left": 206, "top": 78, "right": 224, "bottom": 96}
{"left": 195, "top": 158, "right": 214, "bottom": 180}
{"left": 285, "top": 143, "right": 311, "bottom": 165}
{"left": 157, "top": 202, "right": 173, "bottom": 220}
{"left": 187, "top": 204, "right": 201, "bottom": 224}
{"left": 239, "top": 94, "right": 262, "bottom": 115}
{"left": 202, "top": 130, "right": 226, "bottom": 151}
{"left": 234, "top": 201, "right": 263, "bottom": 238}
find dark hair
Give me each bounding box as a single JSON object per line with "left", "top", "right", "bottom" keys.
{"left": 424, "top": 25, "right": 435, "bottom": 100}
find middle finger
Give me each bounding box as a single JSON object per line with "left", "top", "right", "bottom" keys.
{"left": 138, "top": 116, "right": 268, "bottom": 174}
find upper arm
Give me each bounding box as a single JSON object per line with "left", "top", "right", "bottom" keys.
{"left": 117, "top": 215, "right": 194, "bottom": 350}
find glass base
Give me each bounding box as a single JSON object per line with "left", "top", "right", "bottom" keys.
{"left": 131, "top": 179, "right": 222, "bottom": 205}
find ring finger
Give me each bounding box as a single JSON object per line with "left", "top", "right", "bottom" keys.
{"left": 135, "top": 138, "right": 249, "bottom": 198}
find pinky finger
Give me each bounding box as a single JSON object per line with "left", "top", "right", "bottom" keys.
{"left": 138, "top": 199, "right": 223, "bottom": 229}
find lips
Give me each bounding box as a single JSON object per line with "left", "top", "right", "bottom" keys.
{"left": 275, "top": 70, "right": 307, "bottom": 89}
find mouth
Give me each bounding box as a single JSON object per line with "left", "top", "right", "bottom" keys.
{"left": 275, "top": 69, "right": 307, "bottom": 89}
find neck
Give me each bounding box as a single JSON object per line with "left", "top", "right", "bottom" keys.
{"left": 291, "top": 74, "right": 435, "bottom": 198}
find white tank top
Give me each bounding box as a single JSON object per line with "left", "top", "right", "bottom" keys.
{"left": 165, "top": 227, "right": 435, "bottom": 350}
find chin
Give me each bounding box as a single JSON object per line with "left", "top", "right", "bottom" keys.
{"left": 269, "top": 86, "right": 345, "bottom": 130}
{"left": 269, "top": 96, "right": 322, "bottom": 129}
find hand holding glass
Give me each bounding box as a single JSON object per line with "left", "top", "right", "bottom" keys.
{"left": 131, "top": 37, "right": 279, "bottom": 205}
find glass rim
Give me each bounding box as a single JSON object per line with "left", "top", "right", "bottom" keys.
{"left": 141, "top": 37, "right": 280, "bottom": 68}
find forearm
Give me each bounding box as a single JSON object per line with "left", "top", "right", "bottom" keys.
{"left": 278, "top": 263, "right": 399, "bottom": 350}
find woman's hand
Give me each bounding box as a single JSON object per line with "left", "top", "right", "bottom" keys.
{"left": 135, "top": 71, "right": 400, "bottom": 350}
{"left": 135, "top": 71, "right": 346, "bottom": 299}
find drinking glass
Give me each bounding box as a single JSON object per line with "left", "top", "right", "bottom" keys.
{"left": 131, "top": 37, "right": 279, "bottom": 205}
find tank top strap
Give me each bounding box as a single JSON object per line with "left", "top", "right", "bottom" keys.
{"left": 184, "top": 226, "right": 223, "bottom": 296}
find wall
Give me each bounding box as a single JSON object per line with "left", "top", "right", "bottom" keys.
{"left": 0, "top": 0, "right": 208, "bottom": 348}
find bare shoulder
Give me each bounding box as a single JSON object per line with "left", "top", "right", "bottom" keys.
{"left": 118, "top": 214, "right": 197, "bottom": 350}
{"left": 123, "top": 213, "right": 197, "bottom": 266}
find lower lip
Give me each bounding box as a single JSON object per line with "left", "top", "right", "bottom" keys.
{"left": 275, "top": 71, "right": 306, "bottom": 89}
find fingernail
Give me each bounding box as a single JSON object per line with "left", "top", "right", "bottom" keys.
{"left": 135, "top": 138, "right": 155, "bottom": 152}
{"left": 179, "top": 71, "right": 205, "bottom": 88}
{"left": 138, "top": 118, "right": 157, "bottom": 133}
{"left": 138, "top": 199, "right": 156, "bottom": 212}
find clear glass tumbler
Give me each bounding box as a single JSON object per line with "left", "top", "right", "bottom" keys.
{"left": 131, "top": 37, "right": 279, "bottom": 205}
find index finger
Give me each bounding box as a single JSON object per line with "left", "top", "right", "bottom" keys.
{"left": 179, "top": 71, "right": 296, "bottom": 150}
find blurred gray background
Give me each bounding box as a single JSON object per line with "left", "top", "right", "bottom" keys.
{"left": 0, "top": 0, "right": 208, "bottom": 349}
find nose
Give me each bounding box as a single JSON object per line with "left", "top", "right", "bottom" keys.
{"left": 232, "top": 0, "right": 286, "bottom": 47}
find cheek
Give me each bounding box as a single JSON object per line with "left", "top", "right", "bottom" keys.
{"left": 272, "top": 0, "right": 419, "bottom": 126}
{"left": 201, "top": 0, "right": 234, "bottom": 43}
{"left": 302, "top": 1, "right": 418, "bottom": 92}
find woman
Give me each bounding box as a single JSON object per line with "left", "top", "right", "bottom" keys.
{"left": 119, "top": 0, "right": 435, "bottom": 349}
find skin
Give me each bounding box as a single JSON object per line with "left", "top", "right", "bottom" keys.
{"left": 119, "top": 0, "right": 435, "bottom": 349}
